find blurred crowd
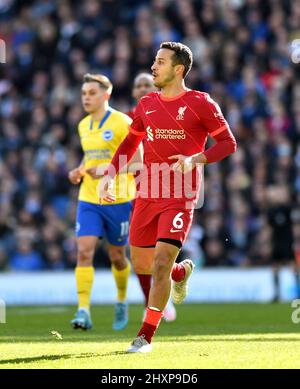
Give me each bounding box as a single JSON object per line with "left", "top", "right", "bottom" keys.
{"left": 0, "top": 0, "right": 300, "bottom": 271}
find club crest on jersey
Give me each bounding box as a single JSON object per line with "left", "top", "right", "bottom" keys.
{"left": 176, "top": 106, "right": 187, "bottom": 120}
{"left": 146, "top": 125, "right": 154, "bottom": 141}
{"left": 102, "top": 129, "right": 113, "bottom": 141}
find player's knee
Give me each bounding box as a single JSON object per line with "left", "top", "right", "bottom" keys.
{"left": 77, "top": 246, "right": 94, "bottom": 265}
{"left": 108, "top": 246, "right": 126, "bottom": 267}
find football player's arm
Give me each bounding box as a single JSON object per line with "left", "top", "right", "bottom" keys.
{"left": 105, "top": 115, "right": 145, "bottom": 178}
{"left": 99, "top": 131, "right": 145, "bottom": 203}
{"left": 88, "top": 144, "right": 144, "bottom": 179}
{"left": 123, "top": 142, "right": 144, "bottom": 173}
{"left": 98, "top": 132, "right": 144, "bottom": 203}
{"left": 194, "top": 94, "right": 237, "bottom": 164}
{"left": 86, "top": 164, "right": 107, "bottom": 178}
{"left": 190, "top": 129, "right": 236, "bottom": 166}
{"left": 169, "top": 95, "right": 236, "bottom": 172}
{"left": 201, "top": 129, "right": 236, "bottom": 164}
{"left": 69, "top": 123, "right": 85, "bottom": 183}
{"left": 105, "top": 132, "right": 144, "bottom": 178}
{"left": 68, "top": 158, "right": 85, "bottom": 184}
{"left": 119, "top": 115, "right": 144, "bottom": 173}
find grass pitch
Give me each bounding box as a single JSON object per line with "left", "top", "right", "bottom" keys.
{"left": 0, "top": 303, "right": 299, "bottom": 369}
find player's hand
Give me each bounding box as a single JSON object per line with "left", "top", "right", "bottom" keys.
{"left": 68, "top": 167, "right": 85, "bottom": 184}
{"left": 168, "top": 154, "right": 195, "bottom": 173}
{"left": 98, "top": 175, "right": 116, "bottom": 204}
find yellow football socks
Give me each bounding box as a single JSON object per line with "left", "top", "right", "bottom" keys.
{"left": 111, "top": 261, "right": 131, "bottom": 302}
{"left": 75, "top": 266, "right": 95, "bottom": 309}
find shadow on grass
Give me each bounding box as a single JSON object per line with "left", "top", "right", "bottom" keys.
{"left": 0, "top": 354, "right": 75, "bottom": 365}
{"left": 97, "top": 351, "right": 129, "bottom": 357}
{"left": 0, "top": 351, "right": 128, "bottom": 365}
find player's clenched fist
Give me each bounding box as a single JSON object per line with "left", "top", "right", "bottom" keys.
{"left": 98, "top": 175, "right": 116, "bottom": 204}
{"left": 68, "top": 167, "right": 85, "bottom": 184}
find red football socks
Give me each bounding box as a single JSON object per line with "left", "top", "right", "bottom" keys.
{"left": 137, "top": 274, "right": 152, "bottom": 306}
{"left": 171, "top": 263, "right": 186, "bottom": 282}
{"left": 138, "top": 307, "right": 163, "bottom": 343}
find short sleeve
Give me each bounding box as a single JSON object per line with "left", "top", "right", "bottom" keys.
{"left": 199, "top": 94, "right": 230, "bottom": 138}
{"left": 116, "top": 119, "right": 131, "bottom": 143}
{"left": 129, "top": 101, "right": 146, "bottom": 136}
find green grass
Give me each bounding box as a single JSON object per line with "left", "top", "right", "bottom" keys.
{"left": 0, "top": 303, "right": 300, "bottom": 369}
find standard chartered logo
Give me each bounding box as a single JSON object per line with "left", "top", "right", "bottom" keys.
{"left": 155, "top": 128, "right": 186, "bottom": 140}
{"left": 146, "top": 126, "right": 186, "bottom": 141}
{"left": 146, "top": 126, "right": 154, "bottom": 142}
{"left": 0, "top": 299, "right": 6, "bottom": 324}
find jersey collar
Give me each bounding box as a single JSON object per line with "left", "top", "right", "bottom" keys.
{"left": 159, "top": 89, "right": 190, "bottom": 102}
{"left": 89, "top": 107, "right": 112, "bottom": 130}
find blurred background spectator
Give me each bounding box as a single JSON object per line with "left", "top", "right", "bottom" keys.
{"left": 0, "top": 0, "right": 299, "bottom": 272}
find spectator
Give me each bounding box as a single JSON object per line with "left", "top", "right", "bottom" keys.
{"left": 10, "top": 239, "right": 45, "bottom": 271}
{"left": 0, "top": 246, "right": 8, "bottom": 271}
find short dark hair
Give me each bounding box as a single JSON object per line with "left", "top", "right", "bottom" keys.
{"left": 160, "top": 42, "right": 193, "bottom": 78}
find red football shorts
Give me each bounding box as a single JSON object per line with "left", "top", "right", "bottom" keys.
{"left": 129, "top": 198, "right": 194, "bottom": 247}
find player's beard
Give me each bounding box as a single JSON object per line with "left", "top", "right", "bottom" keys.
{"left": 154, "top": 70, "right": 176, "bottom": 89}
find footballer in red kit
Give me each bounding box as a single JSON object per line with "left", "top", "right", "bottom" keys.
{"left": 128, "top": 89, "right": 233, "bottom": 247}
{"left": 100, "top": 42, "right": 237, "bottom": 353}
{"left": 126, "top": 73, "right": 177, "bottom": 323}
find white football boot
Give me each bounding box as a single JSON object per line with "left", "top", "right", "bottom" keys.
{"left": 127, "top": 335, "right": 152, "bottom": 353}
{"left": 172, "top": 259, "right": 195, "bottom": 304}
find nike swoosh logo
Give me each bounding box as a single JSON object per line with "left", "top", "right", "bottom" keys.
{"left": 170, "top": 229, "right": 183, "bottom": 233}
{"left": 146, "top": 110, "right": 156, "bottom": 115}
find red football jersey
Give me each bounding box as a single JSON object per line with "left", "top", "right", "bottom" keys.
{"left": 130, "top": 90, "right": 228, "bottom": 157}
{"left": 125, "top": 109, "right": 135, "bottom": 120}
{"left": 128, "top": 90, "right": 234, "bottom": 203}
